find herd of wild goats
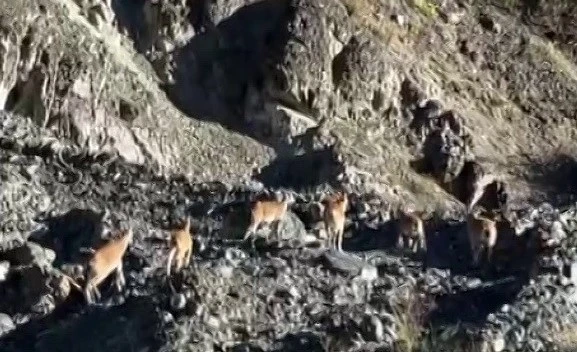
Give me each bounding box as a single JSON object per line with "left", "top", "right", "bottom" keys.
{"left": 60, "top": 167, "right": 524, "bottom": 305}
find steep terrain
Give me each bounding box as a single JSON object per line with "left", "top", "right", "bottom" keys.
{"left": 2, "top": 0, "right": 577, "bottom": 350}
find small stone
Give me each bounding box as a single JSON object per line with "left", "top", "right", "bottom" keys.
{"left": 559, "top": 275, "right": 571, "bottom": 287}
{"left": 492, "top": 333, "right": 505, "bottom": 352}
{"left": 551, "top": 221, "right": 566, "bottom": 240}
{"left": 31, "top": 294, "right": 55, "bottom": 316}
{"left": 30, "top": 243, "right": 56, "bottom": 266}
{"left": 446, "top": 11, "right": 463, "bottom": 24}
{"left": 288, "top": 286, "right": 300, "bottom": 300}
{"left": 527, "top": 338, "right": 544, "bottom": 351}
{"left": 0, "top": 261, "right": 9, "bottom": 282}
{"left": 391, "top": 14, "right": 405, "bottom": 26}
{"left": 161, "top": 311, "right": 174, "bottom": 324}
{"left": 13, "top": 314, "right": 29, "bottom": 325}
{"left": 0, "top": 313, "right": 15, "bottom": 337}
{"left": 359, "top": 264, "right": 378, "bottom": 282}
{"left": 465, "top": 278, "right": 482, "bottom": 289}
{"left": 216, "top": 265, "right": 234, "bottom": 279}
{"left": 170, "top": 293, "right": 186, "bottom": 311}
{"left": 301, "top": 233, "right": 320, "bottom": 244}
{"left": 224, "top": 247, "right": 247, "bottom": 264}
{"left": 23, "top": 165, "right": 39, "bottom": 179}
{"left": 206, "top": 315, "right": 221, "bottom": 330}
{"left": 53, "top": 275, "right": 73, "bottom": 302}
{"left": 195, "top": 304, "right": 204, "bottom": 316}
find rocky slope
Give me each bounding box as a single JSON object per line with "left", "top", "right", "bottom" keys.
{"left": 1, "top": 0, "right": 577, "bottom": 350}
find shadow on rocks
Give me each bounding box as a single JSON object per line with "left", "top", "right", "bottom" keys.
{"left": 522, "top": 153, "right": 577, "bottom": 207}
{"left": 427, "top": 219, "right": 540, "bottom": 279}
{"left": 424, "top": 220, "right": 472, "bottom": 274}
{"left": 163, "top": 0, "right": 297, "bottom": 151}
{"left": 335, "top": 208, "right": 539, "bottom": 280}
{"left": 343, "top": 218, "right": 466, "bottom": 271}
{"left": 343, "top": 220, "right": 398, "bottom": 253}
{"left": 270, "top": 331, "right": 325, "bottom": 352}
{"left": 229, "top": 331, "right": 324, "bottom": 352}
{"left": 428, "top": 276, "right": 527, "bottom": 326}
{"left": 0, "top": 296, "right": 163, "bottom": 352}
{"left": 30, "top": 208, "right": 107, "bottom": 267}
{"left": 254, "top": 147, "right": 345, "bottom": 190}
{"left": 426, "top": 221, "right": 539, "bottom": 327}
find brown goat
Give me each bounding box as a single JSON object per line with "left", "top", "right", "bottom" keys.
{"left": 244, "top": 192, "right": 295, "bottom": 246}
{"left": 395, "top": 208, "right": 427, "bottom": 254}
{"left": 322, "top": 191, "right": 348, "bottom": 251}
{"left": 166, "top": 217, "right": 193, "bottom": 277}
{"left": 83, "top": 228, "right": 133, "bottom": 304}
{"left": 466, "top": 208, "right": 498, "bottom": 266}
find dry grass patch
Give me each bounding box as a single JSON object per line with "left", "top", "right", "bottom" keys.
{"left": 411, "top": 0, "right": 438, "bottom": 18}
{"left": 529, "top": 37, "right": 577, "bottom": 83}
{"left": 339, "top": 0, "right": 425, "bottom": 50}
{"left": 392, "top": 292, "right": 486, "bottom": 352}
{"left": 554, "top": 324, "right": 577, "bottom": 351}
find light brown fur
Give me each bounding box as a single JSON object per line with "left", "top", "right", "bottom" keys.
{"left": 166, "top": 217, "right": 193, "bottom": 277}
{"left": 466, "top": 208, "right": 498, "bottom": 266}
{"left": 323, "top": 191, "right": 348, "bottom": 252}
{"left": 396, "top": 209, "right": 427, "bottom": 254}
{"left": 83, "top": 228, "right": 133, "bottom": 304}
{"left": 244, "top": 196, "right": 291, "bottom": 246}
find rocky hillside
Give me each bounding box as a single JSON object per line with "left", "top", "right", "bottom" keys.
{"left": 1, "top": 0, "right": 577, "bottom": 351}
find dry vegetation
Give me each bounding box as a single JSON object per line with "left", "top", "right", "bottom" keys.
{"left": 391, "top": 291, "right": 485, "bottom": 352}
{"left": 557, "top": 325, "right": 577, "bottom": 352}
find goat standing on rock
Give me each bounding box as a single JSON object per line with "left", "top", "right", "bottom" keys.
{"left": 244, "top": 192, "right": 296, "bottom": 248}
{"left": 322, "top": 191, "right": 348, "bottom": 252}
{"left": 83, "top": 227, "right": 133, "bottom": 305}
{"left": 166, "top": 217, "right": 193, "bottom": 277}
{"left": 394, "top": 207, "right": 428, "bottom": 254}
{"left": 466, "top": 206, "right": 499, "bottom": 266}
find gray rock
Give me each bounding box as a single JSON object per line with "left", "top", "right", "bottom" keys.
{"left": 465, "top": 278, "right": 483, "bottom": 290}
{"left": 491, "top": 334, "right": 505, "bottom": 352}
{"left": 392, "top": 14, "right": 405, "bottom": 27}
{"left": 170, "top": 293, "right": 187, "bottom": 311}
{"left": 206, "top": 315, "right": 221, "bottom": 330}
{"left": 2, "top": 242, "right": 56, "bottom": 268}
{"left": 444, "top": 11, "right": 465, "bottom": 24}
{"left": 323, "top": 250, "right": 365, "bottom": 275}
{"left": 0, "top": 261, "right": 9, "bottom": 282}
{"left": 358, "top": 264, "right": 378, "bottom": 282}
{"left": 274, "top": 212, "right": 309, "bottom": 242}
{"left": 224, "top": 247, "right": 248, "bottom": 263}
{"left": 288, "top": 286, "right": 300, "bottom": 300}
{"left": 216, "top": 265, "right": 234, "bottom": 279}
{"left": 0, "top": 313, "right": 15, "bottom": 337}
{"left": 161, "top": 311, "right": 175, "bottom": 324}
